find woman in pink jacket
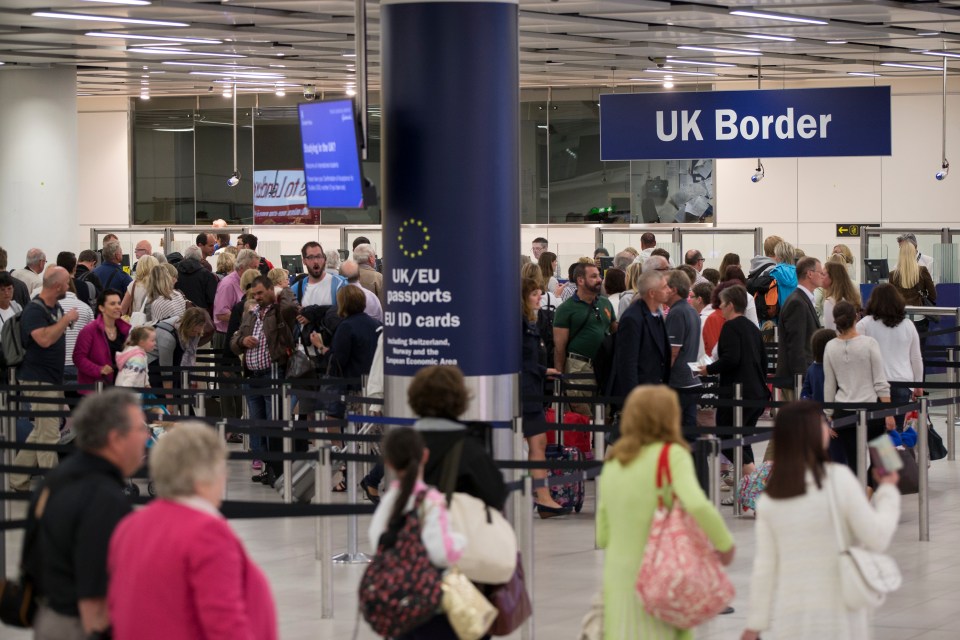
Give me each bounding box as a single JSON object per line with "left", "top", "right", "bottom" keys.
{"left": 108, "top": 421, "right": 277, "bottom": 640}
{"left": 72, "top": 289, "right": 130, "bottom": 392}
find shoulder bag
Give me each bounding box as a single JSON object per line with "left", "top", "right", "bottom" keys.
{"left": 440, "top": 439, "right": 518, "bottom": 585}
{"left": 636, "top": 443, "right": 735, "bottom": 629}
{"left": 441, "top": 567, "right": 498, "bottom": 640}
{"left": 128, "top": 284, "right": 150, "bottom": 328}
{"left": 488, "top": 552, "right": 532, "bottom": 636}
{"left": 825, "top": 469, "right": 902, "bottom": 609}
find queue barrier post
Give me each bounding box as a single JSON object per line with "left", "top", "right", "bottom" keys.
{"left": 857, "top": 411, "right": 868, "bottom": 489}
{"left": 217, "top": 420, "right": 228, "bottom": 500}
{"left": 696, "top": 436, "right": 720, "bottom": 508}
{"left": 733, "top": 384, "right": 743, "bottom": 517}
{"left": 919, "top": 397, "right": 930, "bottom": 542}
{"left": 593, "top": 402, "right": 605, "bottom": 551}
{"left": 552, "top": 378, "right": 562, "bottom": 424}
{"left": 520, "top": 474, "right": 535, "bottom": 640}
{"left": 0, "top": 381, "right": 8, "bottom": 578}
{"left": 197, "top": 386, "right": 206, "bottom": 418}
{"left": 947, "top": 348, "right": 956, "bottom": 462}
{"left": 511, "top": 416, "right": 525, "bottom": 530}
{"left": 314, "top": 447, "right": 335, "bottom": 618}
{"left": 179, "top": 372, "right": 188, "bottom": 414}
{"left": 793, "top": 373, "right": 803, "bottom": 401}
{"left": 282, "top": 384, "right": 293, "bottom": 505}
{"left": 333, "top": 409, "right": 370, "bottom": 565}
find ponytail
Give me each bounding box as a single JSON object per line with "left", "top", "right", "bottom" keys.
{"left": 381, "top": 427, "right": 426, "bottom": 537}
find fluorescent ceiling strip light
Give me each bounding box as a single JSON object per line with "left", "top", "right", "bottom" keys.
{"left": 644, "top": 68, "right": 718, "bottom": 76}
{"left": 678, "top": 45, "right": 762, "bottom": 56}
{"left": 132, "top": 48, "right": 244, "bottom": 58}
{"left": 729, "top": 10, "right": 827, "bottom": 25}
{"left": 921, "top": 51, "right": 960, "bottom": 59}
{"left": 880, "top": 62, "right": 942, "bottom": 70}
{"left": 155, "top": 128, "right": 193, "bottom": 132}
{"left": 163, "top": 61, "right": 254, "bottom": 69}
{"left": 918, "top": 32, "right": 939, "bottom": 37}
{"left": 32, "top": 12, "right": 188, "bottom": 27}
{"left": 667, "top": 58, "right": 737, "bottom": 68}
{"left": 848, "top": 72, "right": 881, "bottom": 77}
{"left": 214, "top": 80, "right": 298, "bottom": 86}
{"left": 628, "top": 78, "right": 674, "bottom": 83}
{"left": 741, "top": 33, "right": 795, "bottom": 42}
{"left": 826, "top": 41, "right": 847, "bottom": 45}
{"left": 191, "top": 71, "right": 284, "bottom": 79}
{"left": 81, "top": 0, "right": 151, "bottom": 5}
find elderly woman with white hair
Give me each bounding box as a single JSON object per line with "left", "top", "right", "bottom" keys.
{"left": 108, "top": 422, "right": 277, "bottom": 640}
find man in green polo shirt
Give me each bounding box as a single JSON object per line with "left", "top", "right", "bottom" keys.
{"left": 553, "top": 262, "right": 618, "bottom": 414}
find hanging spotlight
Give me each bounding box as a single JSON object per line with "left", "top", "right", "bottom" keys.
{"left": 937, "top": 59, "right": 950, "bottom": 181}
{"left": 227, "top": 170, "right": 241, "bottom": 187}
{"left": 751, "top": 160, "right": 765, "bottom": 183}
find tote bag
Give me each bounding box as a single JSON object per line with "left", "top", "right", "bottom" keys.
{"left": 636, "top": 443, "right": 734, "bottom": 629}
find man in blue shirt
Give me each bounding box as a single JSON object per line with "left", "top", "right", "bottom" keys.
{"left": 92, "top": 241, "right": 132, "bottom": 293}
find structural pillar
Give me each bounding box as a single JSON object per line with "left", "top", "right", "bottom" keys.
{"left": 0, "top": 68, "right": 79, "bottom": 266}
{"left": 381, "top": 0, "right": 521, "bottom": 421}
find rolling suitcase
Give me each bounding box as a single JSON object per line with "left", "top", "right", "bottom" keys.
{"left": 273, "top": 451, "right": 319, "bottom": 504}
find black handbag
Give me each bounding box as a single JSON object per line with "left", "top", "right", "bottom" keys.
{"left": 928, "top": 423, "right": 948, "bottom": 461}
{"left": 0, "top": 578, "right": 36, "bottom": 628}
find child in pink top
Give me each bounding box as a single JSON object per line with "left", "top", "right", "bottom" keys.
{"left": 114, "top": 325, "right": 155, "bottom": 389}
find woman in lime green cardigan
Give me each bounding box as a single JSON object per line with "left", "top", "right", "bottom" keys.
{"left": 597, "top": 385, "right": 736, "bottom": 639}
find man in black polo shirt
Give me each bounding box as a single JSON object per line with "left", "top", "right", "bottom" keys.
{"left": 29, "top": 389, "right": 146, "bottom": 639}
{"left": 553, "top": 262, "right": 617, "bottom": 414}
{"left": 9, "top": 266, "right": 79, "bottom": 492}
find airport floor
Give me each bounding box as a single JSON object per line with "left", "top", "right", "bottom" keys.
{"left": 5, "top": 420, "right": 960, "bottom": 639}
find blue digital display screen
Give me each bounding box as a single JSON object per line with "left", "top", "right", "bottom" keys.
{"left": 298, "top": 99, "right": 365, "bottom": 208}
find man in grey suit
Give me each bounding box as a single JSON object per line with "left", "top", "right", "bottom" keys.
{"left": 775, "top": 256, "right": 825, "bottom": 400}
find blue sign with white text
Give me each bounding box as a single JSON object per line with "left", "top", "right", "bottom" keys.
{"left": 298, "top": 100, "right": 365, "bottom": 208}
{"left": 600, "top": 86, "right": 891, "bottom": 160}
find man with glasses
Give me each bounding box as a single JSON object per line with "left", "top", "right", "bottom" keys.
{"left": 553, "top": 262, "right": 617, "bottom": 415}
{"left": 776, "top": 256, "right": 824, "bottom": 402}
{"left": 130, "top": 240, "right": 152, "bottom": 275}
{"left": 293, "top": 241, "right": 345, "bottom": 308}
{"left": 684, "top": 249, "right": 709, "bottom": 286}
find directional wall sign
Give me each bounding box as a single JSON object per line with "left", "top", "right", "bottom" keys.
{"left": 836, "top": 224, "right": 862, "bottom": 237}
{"left": 600, "top": 86, "right": 891, "bottom": 160}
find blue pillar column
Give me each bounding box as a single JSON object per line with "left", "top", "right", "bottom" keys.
{"left": 381, "top": 0, "right": 520, "bottom": 421}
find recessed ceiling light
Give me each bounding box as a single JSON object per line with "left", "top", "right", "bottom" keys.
{"left": 32, "top": 11, "right": 188, "bottom": 27}
{"left": 880, "top": 62, "right": 942, "bottom": 70}
{"left": 848, "top": 72, "right": 881, "bottom": 77}
{"left": 275, "top": 84, "right": 285, "bottom": 97}
{"left": 162, "top": 62, "right": 254, "bottom": 69}
{"left": 729, "top": 10, "right": 827, "bottom": 25}
{"left": 663, "top": 80, "right": 675, "bottom": 88}
{"left": 826, "top": 41, "right": 847, "bottom": 45}
{"left": 346, "top": 87, "right": 357, "bottom": 96}
{"left": 678, "top": 45, "right": 762, "bottom": 56}
{"left": 131, "top": 48, "right": 244, "bottom": 58}
{"left": 667, "top": 58, "right": 737, "bottom": 68}
{"left": 191, "top": 71, "right": 284, "bottom": 79}
{"left": 269, "top": 64, "right": 286, "bottom": 68}
{"left": 645, "top": 68, "right": 718, "bottom": 77}
{"left": 921, "top": 51, "right": 960, "bottom": 59}
{"left": 82, "top": 0, "right": 151, "bottom": 5}
{"left": 86, "top": 32, "right": 222, "bottom": 44}
{"left": 742, "top": 33, "right": 796, "bottom": 42}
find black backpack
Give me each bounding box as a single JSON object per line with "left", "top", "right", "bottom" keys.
{"left": 746, "top": 265, "right": 779, "bottom": 324}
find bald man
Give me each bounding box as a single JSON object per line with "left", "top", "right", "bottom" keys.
{"left": 9, "top": 266, "right": 80, "bottom": 491}
{"left": 340, "top": 259, "right": 383, "bottom": 322}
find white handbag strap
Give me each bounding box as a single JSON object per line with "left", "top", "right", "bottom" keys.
{"left": 823, "top": 467, "right": 850, "bottom": 553}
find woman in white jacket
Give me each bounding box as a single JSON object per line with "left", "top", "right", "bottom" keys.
{"left": 742, "top": 401, "right": 900, "bottom": 640}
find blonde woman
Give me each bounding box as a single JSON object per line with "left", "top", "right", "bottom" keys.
{"left": 598, "top": 385, "right": 734, "bottom": 639}
{"left": 215, "top": 251, "right": 236, "bottom": 279}
{"left": 267, "top": 267, "right": 290, "bottom": 290}
{"left": 121, "top": 255, "right": 159, "bottom": 316}
{"left": 617, "top": 262, "right": 643, "bottom": 316}
{"left": 891, "top": 240, "right": 936, "bottom": 341}
{"left": 146, "top": 263, "right": 187, "bottom": 324}
{"left": 832, "top": 243, "right": 854, "bottom": 264}
{"left": 821, "top": 261, "right": 862, "bottom": 331}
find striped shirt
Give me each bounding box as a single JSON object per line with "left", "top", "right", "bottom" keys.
{"left": 245, "top": 306, "right": 272, "bottom": 372}
{"left": 148, "top": 290, "right": 187, "bottom": 324}
{"left": 59, "top": 292, "right": 95, "bottom": 367}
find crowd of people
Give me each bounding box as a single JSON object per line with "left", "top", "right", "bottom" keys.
{"left": 0, "top": 227, "right": 938, "bottom": 639}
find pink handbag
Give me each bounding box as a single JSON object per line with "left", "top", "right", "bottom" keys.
{"left": 635, "top": 443, "right": 735, "bottom": 629}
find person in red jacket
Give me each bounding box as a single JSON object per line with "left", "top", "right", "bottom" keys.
{"left": 72, "top": 289, "right": 130, "bottom": 392}
{"left": 108, "top": 421, "right": 278, "bottom": 640}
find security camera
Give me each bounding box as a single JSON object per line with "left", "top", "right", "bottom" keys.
{"left": 751, "top": 160, "right": 765, "bottom": 183}
{"left": 303, "top": 85, "right": 317, "bottom": 101}
{"left": 649, "top": 56, "right": 667, "bottom": 68}
{"left": 227, "top": 171, "right": 241, "bottom": 188}
{"left": 936, "top": 161, "right": 949, "bottom": 181}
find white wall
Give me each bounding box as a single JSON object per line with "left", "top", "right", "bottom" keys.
{"left": 716, "top": 77, "right": 960, "bottom": 263}
{"left": 78, "top": 97, "right": 130, "bottom": 243}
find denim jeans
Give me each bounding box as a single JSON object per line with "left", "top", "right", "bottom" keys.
{"left": 244, "top": 370, "right": 275, "bottom": 453}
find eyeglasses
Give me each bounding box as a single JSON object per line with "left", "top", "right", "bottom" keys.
{"left": 303, "top": 254, "right": 324, "bottom": 261}
{"left": 655, "top": 267, "right": 671, "bottom": 271}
